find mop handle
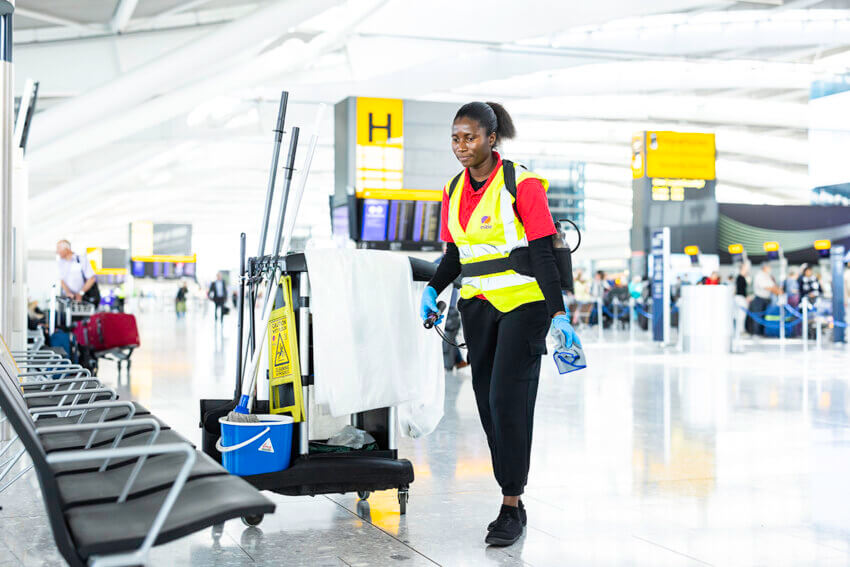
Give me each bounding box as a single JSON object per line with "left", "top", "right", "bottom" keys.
{"left": 257, "top": 91, "right": 288, "bottom": 257}
{"left": 240, "top": 271, "right": 282, "bottom": 413}
{"left": 270, "top": 127, "right": 300, "bottom": 257}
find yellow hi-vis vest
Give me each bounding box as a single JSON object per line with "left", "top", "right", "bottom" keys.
{"left": 445, "top": 161, "right": 549, "bottom": 313}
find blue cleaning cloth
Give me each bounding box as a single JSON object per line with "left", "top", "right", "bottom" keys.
{"left": 553, "top": 344, "right": 587, "bottom": 374}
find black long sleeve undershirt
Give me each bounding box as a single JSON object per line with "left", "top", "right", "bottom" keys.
{"left": 428, "top": 238, "right": 565, "bottom": 318}
{"left": 528, "top": 236, "right": 566, "bottom": 317}
{"left": 428, "top": 243, "right": 461, "bottom": 294}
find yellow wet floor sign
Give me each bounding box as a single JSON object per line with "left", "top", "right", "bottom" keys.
{"left": 267, "top": 275, "right": 304, "bottom": 421}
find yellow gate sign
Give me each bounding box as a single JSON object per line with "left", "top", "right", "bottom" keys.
{"left": 267, "top": 275, "right": 304, "bottom": 421}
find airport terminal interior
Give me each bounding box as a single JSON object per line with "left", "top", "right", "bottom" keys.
{"left": 1, "top": 1, "right": 850, "bottom": 566}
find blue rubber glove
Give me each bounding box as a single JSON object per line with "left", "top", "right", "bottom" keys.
{"left": 420, "top": 286, "right": 443, "bottom": 325}
{"left": 550, "top": 312, "right": 581, "bottom": 349}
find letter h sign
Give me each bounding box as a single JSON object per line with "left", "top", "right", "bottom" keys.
{"left": 368, "top": 112, "right": 391, "bottom": 143}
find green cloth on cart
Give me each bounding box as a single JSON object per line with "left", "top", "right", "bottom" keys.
{"left": 309, "top": 441, "right": 379, "bottom": 454}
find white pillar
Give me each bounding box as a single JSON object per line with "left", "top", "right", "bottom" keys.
{"left": 10, "top": 148, "right": 27, "bottom": 350}
{"left": 0, "top": 1, "right": 14, "bottom": 342}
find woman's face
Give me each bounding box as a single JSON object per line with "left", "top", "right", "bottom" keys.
{"left": 452, "top": 117, "right": 495, "bottom": 169}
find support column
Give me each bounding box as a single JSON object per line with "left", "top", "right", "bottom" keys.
{"left": 0, "top": 1, "right": 14, "bottom": 341}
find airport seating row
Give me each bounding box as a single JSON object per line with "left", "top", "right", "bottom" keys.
{"left": 0, "top": 340, "right": 274, "bottom": 567}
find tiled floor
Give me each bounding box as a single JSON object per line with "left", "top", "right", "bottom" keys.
{"left": 2, "top": 308, "right": 850, "bottom": 566}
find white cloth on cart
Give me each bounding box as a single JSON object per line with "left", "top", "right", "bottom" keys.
{"left": 305, "top": 249, "right": 445, "bottom": 435}
{"left": 397, "top": 282, "right": 449, "bottom": 438}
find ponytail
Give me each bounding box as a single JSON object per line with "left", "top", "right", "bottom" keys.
{"left": 453, "top": 101, "right": 516, "bottom": 148}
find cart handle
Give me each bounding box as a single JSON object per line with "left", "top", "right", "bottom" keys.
{"left": 215, "top": 427, "right": 270, "bottom": 453}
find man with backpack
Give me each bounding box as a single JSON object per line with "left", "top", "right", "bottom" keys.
{"left": 55, "top": 239, "right": 100, "bottom": 306}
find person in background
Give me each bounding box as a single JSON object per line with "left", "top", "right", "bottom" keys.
{"left": 705, "top": 271, "right": 721, "bottom": 285}
{"left": 208, "top": 272, "right": 229, "bottom": 323}
{"left": 590, "top": 270, "right": 607, "bottom": 299}
{"left": 55, "top": 239, "right": 100, "bottom": 306}
{"left": 115, "top": 282, "right": 126, "bottom": 312}
{"left": 176, "top": 282, "right": 188, "bottom": 319}
{"left": 750, "top": 263, "right": 782, "bottom": 336}
{"left": 627, "top": 275, "right": 642, "bottom": 299}
{"left": 734, "top": 263, "right": 750, "bottom": 342}
{"left": 231, "top": 290, "right": 239, "bottom": 309}
{"left": 672, "top": 276, "right": 683, "bottom": 303}
{"left": 784, "top": 269, "right": 800, "bottom": 308}
{"left": 27, "top": 300, "right": 45, "bottom": 330}
{"left": 798, "top": 265, "right": 821, "bottom": 306}
{"left": 572, "top": 270, "right": 590, "bottom": 302}
{"left": 571, "top": 270, "right": 591, "bottom": 326}
{"left": 443, "top": 296, "right": 468, "bottom": 372}
{"left": 844, "top": 262, "right": 850, "bottom": 310}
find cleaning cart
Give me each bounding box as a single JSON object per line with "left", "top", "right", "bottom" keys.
{"left": 200, "top": 252, "right": 442, "bottom": 524}
{"left": 199, "top": 91, "right": 432, "bottom": 526}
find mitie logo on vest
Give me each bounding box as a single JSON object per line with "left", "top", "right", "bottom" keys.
{"left": 480, "top": 215, "right": 493, "bottom": 229}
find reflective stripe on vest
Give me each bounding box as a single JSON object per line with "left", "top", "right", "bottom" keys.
{"left": 461, "top": 272, "right": 537, "bottom": 292}
{"left": 444, "top": 161, "right": 549, "bottom": 313}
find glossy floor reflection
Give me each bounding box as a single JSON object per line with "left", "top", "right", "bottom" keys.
{"left": 3, "top": 308, "right": 850, "bottom": 565}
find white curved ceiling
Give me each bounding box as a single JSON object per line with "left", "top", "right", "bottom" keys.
{"left": 12, "top": 0, "right": 850, "bottom": 271}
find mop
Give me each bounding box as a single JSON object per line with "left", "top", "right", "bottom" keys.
{"left": 227, "top": 105, "right": 324, "bottom": 423}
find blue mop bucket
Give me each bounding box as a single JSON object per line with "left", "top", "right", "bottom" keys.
{"left": 216, "top": 414, "right": 294, "bottom": 476}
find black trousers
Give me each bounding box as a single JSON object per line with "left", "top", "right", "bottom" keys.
{"left": 748, "top": 296, "right": 770, "bottom": 336}
{"left": 214, "top": 300, "right": 226, "bottom": 321}
{"left": 458, "top": 298, "right": 549, "bottom": 496}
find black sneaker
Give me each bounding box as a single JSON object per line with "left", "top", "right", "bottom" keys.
{"left": 488, "top": 500, "right": 526, "bottom": 531}
{"left": 485, "top": 505, "right": 524, "bottom": 546}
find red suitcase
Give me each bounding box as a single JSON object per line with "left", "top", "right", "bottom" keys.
{"left": 75, "top": 313, "right": 140, "bottom": 351}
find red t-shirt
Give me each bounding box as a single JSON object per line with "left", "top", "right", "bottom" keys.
{"left": 440, "top": 153, "right": 556, "bottom": 243}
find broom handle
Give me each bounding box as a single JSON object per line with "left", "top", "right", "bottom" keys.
{"left": 280, "top": 105, "right": 324, "bottom": 256}
{"left": 280, "top": 134, "right": 317, "bottom": 255}
{"left": 257, "top": 91, "right": 288, "bottom": 257}
{"left": 241, "top": 271, "right": 282, "bottom": 412}
{"left": 234, "top": 232, "right": 246, "bottom": 399}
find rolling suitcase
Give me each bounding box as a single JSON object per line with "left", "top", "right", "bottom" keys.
{"left": 75, "top": 313, "right": 140, "bottom": 351}
{"left": 763, "top": 304, "right": 797, "bottom": 338}
{"left": 48, "top": 330, "right": 78, "bottom": 363}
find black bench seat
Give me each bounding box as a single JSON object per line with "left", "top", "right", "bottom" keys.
{"left": 0, "top": 342, "right": 275, "bottom": 567}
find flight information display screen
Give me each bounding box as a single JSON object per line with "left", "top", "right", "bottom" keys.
{"left": 131, "top": 259, "right": 196, "bottom": 279}
{"left": 359, "top": 199, "right": 441, "bottom": 243}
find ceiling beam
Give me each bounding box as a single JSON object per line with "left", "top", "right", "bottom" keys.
{"left": 110, "top": 0, "right": 139, "bottom": 34}
{"left": 28, "top": 0, "right": 341, "bottom": 158}
{"left": 151, "top": 0, "right": 214, "bottom": 20}
{"left": 15, "top": 7, "right": 101, "bottom": 31}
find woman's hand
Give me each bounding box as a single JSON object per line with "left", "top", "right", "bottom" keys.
{"left": 420, "top": 286, "right": 443, "bottom": 325}
{"left": 550, "top": 311, "right": 581, "bottom": 349}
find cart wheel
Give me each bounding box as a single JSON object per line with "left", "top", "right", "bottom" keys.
{"left": 241, "top": 514, "right": 264, "bottom": 527}
{"left": 212, "top": 523, "right": 224, "bottom": 542}
{"left": 357, "top": 491, "right": 371, "bottom": 501}
{"left": 398, "top": 489, "right": 409, "bottom": 515}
